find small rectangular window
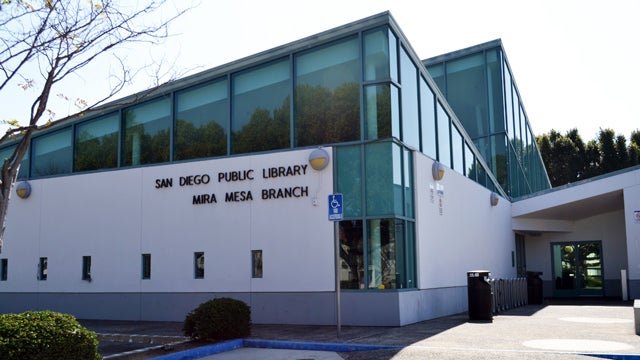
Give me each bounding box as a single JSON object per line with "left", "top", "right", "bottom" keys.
{"left": 39, "top": 257, "right": 48, "bottom": 281}
{"left": 194, "top": 252, "right": 204, "bottom": 279}
{"left": 1, "top": 258, "right": 7, "bottom": 281}
{"left": 82, "top": 256, "right": 92, "bottom": 281}
{"left": 141, "top": 254, "right": 151, "bottom": 279}
{"left": 252, "top": 250, "right": 263, "bottom": 278}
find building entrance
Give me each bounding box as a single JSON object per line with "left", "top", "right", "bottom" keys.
{"left": 551, "top": 242, "right": 603, "bottom": 297}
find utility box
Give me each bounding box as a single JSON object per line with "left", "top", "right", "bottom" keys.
{"left": 467, "top": 270, "right": 493, "bottom": 321}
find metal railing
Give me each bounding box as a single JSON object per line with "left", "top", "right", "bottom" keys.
{"left": 488, "top": 277, "right": 528, "bottom": 314}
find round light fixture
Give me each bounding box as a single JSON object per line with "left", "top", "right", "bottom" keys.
{"left": 490, "top": 192, "right": 500, "bottom": 206}
{"left": 16, "top": 181, "right": 31, "bottom": 199}
{"left": 432, "top": 161, "right": 445, "bottom": 181}
{"left": 309, "top": 147, "right": 330, "bottom": 171}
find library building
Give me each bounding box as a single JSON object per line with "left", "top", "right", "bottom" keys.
{"left": 0, "top": 12, "right": 639, "bottom": 326}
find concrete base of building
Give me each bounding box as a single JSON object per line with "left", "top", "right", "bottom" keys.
{"left": 0, "top": 287, "right": 469, "bottom": 327}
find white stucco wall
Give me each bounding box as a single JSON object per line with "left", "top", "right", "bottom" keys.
{"left": 524, "top": 210, "right": 628, "bottom": 284}
{"left": 415, "top": 154, "right": 515, "bottom": 290}
{"left": 2, "top": 149, "right": 335, "bottom": 294}
{"left": 624, "top": 184, "right": 640, "bottom": 282}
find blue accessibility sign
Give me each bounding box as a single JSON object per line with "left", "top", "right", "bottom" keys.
{"left": 328, "top": 193, "right": 343, "bottom": 221}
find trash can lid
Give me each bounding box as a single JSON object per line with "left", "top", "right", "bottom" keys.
{"left": 467, "top": 270, "right": 491, "bottom": 277}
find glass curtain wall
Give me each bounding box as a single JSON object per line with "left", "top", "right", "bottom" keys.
{"left": 425, "top": 43, "right": 550, "bottom": 197}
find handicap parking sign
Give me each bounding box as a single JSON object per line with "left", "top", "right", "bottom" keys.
{"left": 328, "top": 194, "right": 343, "bottom": 221}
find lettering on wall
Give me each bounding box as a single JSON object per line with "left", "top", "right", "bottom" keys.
{"left": 154, "top": 164, "right": 314, "bottom": 206}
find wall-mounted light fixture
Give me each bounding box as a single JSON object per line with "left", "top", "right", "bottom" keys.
{"left": 490, "top": 192, "right": 500, "bottom": 206}
{"left": 308, "top": 147, "right": 330, "bottom": 171}
{"left": 15, "top": 181, "right": 31, "bottom": 199}
{"left": 432, "top": 161, "right": 445, "bottom": 181}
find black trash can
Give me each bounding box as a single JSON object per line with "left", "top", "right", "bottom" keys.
{"left": 527, "top": 271, "right": 543, "bottom": 304}
{"left": 467, "top": 270, "right": 493, "bottom": 321}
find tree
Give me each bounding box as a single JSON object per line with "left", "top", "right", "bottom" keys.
{"left": 537, "top": 127, "right": 640, "bottom": 187}
{"left": 0, "top": 0, "right": 190, "bottom": 252}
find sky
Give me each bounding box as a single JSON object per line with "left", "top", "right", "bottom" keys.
{"left": 2, "top": 0, "right": 639, "bottom": 141}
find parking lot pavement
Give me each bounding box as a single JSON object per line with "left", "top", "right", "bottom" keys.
{"left": 84, "top": 300, "right": 640, "bottom": 359}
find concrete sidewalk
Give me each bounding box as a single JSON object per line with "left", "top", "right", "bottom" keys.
{"left": 84, "top": 300, "right": 640, "bottom": 359}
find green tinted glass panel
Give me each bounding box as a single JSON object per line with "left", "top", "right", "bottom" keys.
{"left": 0, "top": 145, "right": 29, "bottom": 179}
{"left": 295, "top": 37, "right": 360, "bottom": 146}
{"left": 233, "top": 59, "right": 290, "bottom": 154}
{"left": 391, "top": 85, "right": 400, "bottom": 139}
{"left": 364, "top": 27, "right": 390, "bottom": 81}
{"left": 420, "top": 78, "right": 437, "bottom": 159}
{"left": 123, "top": 97, "right": 171, "bottom": 166}
{"left": 336, "top": 145, "right": 362, "bottom": 217}
{"left": 389, "top": 31, "right": 398, "bottom": 82}
{"left": 403, "top": 148, "right": 414, "bottom": 218}
{"left": 451, "top": 125, "right": 463, "bottom": 173}
{"left": 487, "top": 49, "right": 504, "bottom": 133}
{"left": 31, "top": 127, "right": 72, "bottom": 177}
{"left": 175, "top": 80, "right": 228, "bottom": 160}
{"left": 464, "top": 142, "right": 475, "bottom": 179}
{"left": 436, "top": 102, "right": 451, "bottom": 167}
{"left": 400, "top": 47, "right": 419, "bottom": 149}
{"left": 503, "top": 66, "right": 514, "bottom": 139}
{"left": 445, "top": 53, "right": 486, "bottom": 139}
{"left": 367, "top": 218, "right": 399, "bottom": 289}
{"left": 492, "top": 134, "right": 508, "bottom": 193}
{"left": 364, "top": 84, "right": 392, "bottom": 140}
{"left": 75, "top": 113, "right": 119, "bottom": 172}
{"left": 427, "top": 63, "right": 445, "bottom": 94}
{"left": 365, "top": 142, "right": 392, "bottom": 216}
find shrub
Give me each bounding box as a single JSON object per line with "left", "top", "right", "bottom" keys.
{"left": 183, "top": 297, "right": 251, "bottom": 341}
{"left": 0, "top": 311, "right": 101, "bottom": 360}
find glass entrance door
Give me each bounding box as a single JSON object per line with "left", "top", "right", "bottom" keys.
{"left": 551, "top": 242, "right": 603, "bottom": 297}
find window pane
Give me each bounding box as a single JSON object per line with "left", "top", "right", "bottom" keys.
{"left": 82, "top": 256, "right": 91, "bottom": 280}
{"left": 504, "top": 66, "right": 514, "bottom": 139}
{"left": 0, "top": 145, "right": 29, "bottom": 179}
{"left": 339, "top": 220, "right": 363, "bottom": 289}
{"left": 451, "top": 125, "right": 463, "bottom": 173}
{"left": 141, "top": 254, "right": 151, "bottom": 279}
{"left": 426, "top": 63, "right": 445, "bottom": 94}
{"left": 367, "top": 218, "right": 399, "bottom": 289}
{"left": 365, "top": 142, "right": 403, "bottom": 217}
{"left": 39, "top": 257, "right": 47, "bottom": 281}
{"left": 295, "top": 37, "right": 360, "bottom": 146}
{"left": 233, "top": 59, "right": 290, "bottom": 154}
{"left": 400, "top": 47, "right": 419, "bottom": 149}
{"left": 364, "top": 28, "right": 390, "bottom": 81}
{"left": 487, "top": 49, "right": 504, "bottom": 133}
{"left": 252, "top": 250, "right": 263, "bottom": 278}
{"left": 75, "top": 114, "right": 119, "bottom": 172}
{"left": 464, "top": 141, "right": 476, "bottom": 180}
{"left": 31, "top": 128, "right": 72, "bottom": 177}
{"left": 389, "top": 31, "right": 398, "bottom": 82}
{"left": 391, "top": 85, "right": 400, "bottom": 139}
{"left": 403, "top": 148, "right": 414, "bottom": 218}
{"left": 194, "top": 252, "right": 205, "bottom": 279}
{"left": 1, "top": 258, "right": 7, "bottom": 281}
{"left": 436, "top": 102, "right": 451, "bottom": 167}
{"left": 176, "top": 80, "right": 228, "bottom": 160}
{"left": 404, "top": 221, "right": 416, "bottom": 289}
{"left": 123, "top": 97, "right": 171, "bottom": 166}
{"left": 364, "top": 84, "right": 392, "bottom": 140}
{"left": 445, "top": 53, "right": 486, "bottom": 139}
{"left": 420, "top": 78, "right": 437, "bottom": 158}
{"left": 492, "top": 134, "right": 509, "bottom": 193}
{"left": 336, "top": 145, "right": 362, "bottom": 217}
